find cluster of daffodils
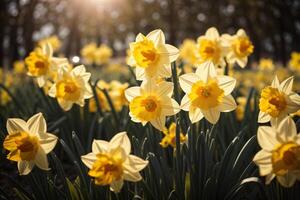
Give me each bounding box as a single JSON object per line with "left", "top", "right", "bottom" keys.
{"left": 254, "top": 76, "right": 300, "bottom": 187}
{"left": 80, "top": 43, "right": 113, "bottom": 65}
{"left": 179, "top": 27, "right": 254, "bottom": 69}
{"left": 3, "top": 113, "right": 148, "bottom": 193}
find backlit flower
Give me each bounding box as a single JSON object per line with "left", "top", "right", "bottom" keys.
{"left": 81, "top": 132, "right": 148, "bottom": 192}
{"left": 196, "top": 27, "right": 227, "bottom": 67}
{"left": 125, "top": 79, "right": 180, "bottom": 131}
{"left": 179, "top": 61, "right": 237, "bottom": 124}
{"left": 94, "top": 44, "right": 113, "bottom": 65}
{"left": 222, "top": 29, "right": 254, "bottom": 68}
{"left": 80, "top": 43, "right": 98, "bottom": 64}
{"left": 38, "top": 35, "right": 61, "bottom": 52}
{"left": 258, "top": 58, "right": 274, "bottom": 71}
{"left": 25, "top": 43, "right": 67, "bottom": 87}
{"left": 3, "top": 113, "right": 58, "bottom": 175}
{"left": 179, "top": 39, "right": 198, "bottom": 65}
{"left": 160, "top": 123, "right": 186, "bottom": 148}
{"left": 48, "top": 65, "right": 93, "bottom": 111}
{"left": 253, "top": 117, "right": 300, "bottom": 187}
{"left": 128, "top": 29, "right": 179, "bottom": 80}
{"left": 258, "top": 76, "right": 300, "bottom": 123}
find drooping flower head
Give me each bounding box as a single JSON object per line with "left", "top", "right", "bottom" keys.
{"left": 25, "top": 43, "right": 67, "bottom": 87}
{"left": 258, "top": 76, "right": 300, "bottom": 124}
{"left": 253, "top": 117, "right": 300, "bottom": 187}
{"left": 48, "top": 65, "right": 93, "bottom": 111}
{"left": 196, "top": 27, "right": 227, "bottom": 68}
{"left": 179, "top": 61, "right": 237, "bottom": 124}
{"left": 81, "top": 132, "right": 148, "bottom": 193}
{"left": 222, "top": 29, "right": 254, "bottom": 68}
{"left": 125, "top": 79, "right": 180, "bottom": 131}
{"left": 3, "top": 113, "right": 58, "bottom": 175}
{"left": 128, "top": 29, "right": 179, "bottom": 80}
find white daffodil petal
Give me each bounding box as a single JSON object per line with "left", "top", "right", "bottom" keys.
{"left": 179, "top": 73, "right": 199, "bottom": 93}
{"left": 58, "top": 99, "right": 73, "bottom": 111}
{"left": 81, "top": 152, "right": 97, "bottom": 169}
{"left": 258, "top": 111, "right": 271, "bottom": 123}
{"left": 109, "top": 132, "right": 131, "bottom": 155}
{"left": 196, "top": 61, "right": 217, "bottom": 82}
{"left": 201, "top": 108, "right": 220, "bottom": 124}
{"left": 18, "top": 161, "right": 34, "bottom": 175}
{"left": 277, "top": 116, "right": 297, "bottom": 142}
{"left": 34, "top": 148, "right": 49, "bottom": 170}
{"left": 164, "top": 44, "right": 179, "bottom": 62}
{"left": 150, "top": 116, "right": 166, "bottom": 131}
{"left": 124, "top": 155, "right": 149, "bottom": 173}
{"left": 280, "top": 76, "right": 294, "bottom": 94}
{"left": 189, "top": 107, "right": 204, "bottom": 124}
{"left": 257, "top": 126, "right": 279, "bottom": 151}
{"left": 219, "top": 95, "right": 237, "bottom": 112}
{"left": 92, "top": 140, "right": 109, "bottom": 154}
{"left": 161, "top": 98, "right": 180, "bottom": 116}
{"left": 48, "top": 84, "right": 56, "bottom": 97}
{"left": 289, "top": 92, "right": 300, "bottom": 105}
{"left": 276, "top": 173, "right": 297, "bottom": 188}
{"left": 180, "top": 94, "right": 191, "bottom": 111}
{"left": 271, "top": 75, "right": 280, "bottom": 88}
{"left": 217, "top": 76, "right": 236, "bottom": 95}
{"left": 253, "top": 150, "right": 272, "bottom": 176}
{"left": 157, "top": 81, "right": 174, "bottom": 97}
{"left": 27, "top": 113, "right": 47, "bottom": 136}
{"left": 36, "top": 77, "right": 46, "bottom": 88}
{"left": 123, "top": 171, "right": 142, "bottom": 182}
{"left": 40, "top": 133, "right": 58, "bottom": 153}
{"left": 6, "top": 118, "right": 28, "bottom": 134}
{"left": 125, "top": 87, "right": 140, "bottom": 102}
{"left": 146, "top": 29, "right": 165, "bottom": 46}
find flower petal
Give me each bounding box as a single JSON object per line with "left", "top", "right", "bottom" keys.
{"left": 276, "top": 116, "right": 297, "bottom": 142}
{"left": 18, "top": 161, "right": 34, "bottom": 175}
{"left": 162, "top": 44, "right": 179, "bottom": 62}
{"left": 257, "top": 126, "right": 279, "bottom": 151}
{"left": 196, "top": 61, "right": 217, "bottom": 82}
{"left": 34, "top": 148, "right": 49, "bottom": 170}
{"left": 6, "top": 118, "right": 28, "bottom": 134}
{"left": 27, "top": 113, "right": 47, "bottom": 136}
{"left": 258, "top": 111, "right": 271, "bottom": 123}
{"left": 271, "top": 75, "right": 280, "bottom": 88}
{"left": 123, "top": 171, "right": 142, "bottom": 182}
{"left": 92, "top": 140, "right": 109, "bottom": 154}
{"left": 146, "top": 29, "right": 165, "bottom": 46}
{"left": 125, "top": 87, "right": 141, "bottom": 102}
{"left": 110, "top": 180, "right": 124, "bottom": 193}
{"left": 280, "top": 76, "right": 294, "bottom": 94}
{"left": 201, "top": 107, "right": 220, "bottom": 124}
{"left": 253, "top": 150, "right": 272, "bottom": 176}
{"left": 161, "top": 98, "right": 180, "bottom": 116}
{"left": 150, "top": 116, "right": 166, "bottom": 131}
{"left": 219, "top": 95, "right": 237, "bottom": 112}
{"left": 57, "top": 99, "right": 73, "bottom": 111}
{"left": 123, "top": 155, "right": 149, "bottom": 173}
{"left": 109, "top": 132, "right": 131, "bottom": 155}
{"left": 276, "top": 173, "right": 297, "bottom": 188}
{"left": 189, "top": 107, "right": 204, "bottom": 124}
{"left": 206, "top": 27, "right": 220, "bottom": 40}
{"left": 40, "top": 133, "right": 58, "bottom": 154}
{"left": 179, "top": 73, "right": 199, "bottom": 93}
{"left": 157, "top": 81, "right": 173, "bottom": 97}
{"left": 217, "top": 76, "right": 236, "bottom": 95}
{"left": 81, "top": 152, "right": 97, "bottom": 169}
{"left": 180, "top": 94, "right": 191, "bottom": 111}
{"left": 48, "top": 84, "right": 56, "bottom": 97}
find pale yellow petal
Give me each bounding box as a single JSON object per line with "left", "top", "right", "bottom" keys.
{"left": 280, "top": 76, "right": 294, "bottom": 94}
{"left": 109, "top": 132, "right": 131, "bottom": 155}
{"left": 257, "top": 126, "right": 279, "bottom": 151}
{"left": 34, "top": 148, "right": 49, "bottom": 170}
{"left": 92, "top": 140, "right": 109, "bottom": 154}
{"left": 18, "top": 161, "right": 34, "bottom": 175}
{"left": 180, "top": 94, "right": 191, "bottom": 111}
{"left": 276, "top": 173, "right": 297, "bottom": 188}
{"left": 189, "top": 107, "right": 204, "bottom": 123}
{"left": 218, "top": 95, "right": 237, "bottom": 112}
{"left": 217, "top": 76, "right": 236, "bottom": 95}
{"left": 110, "top": 180, "right": 124, "bottom": 193}
{"left": 253, "top": 150, "right": 272, "bottom": 176}
{"left": 277, "top": 116, "right": 297, "bottom": 142}
{"left": 7, "top": 118, "right": 28, "bottom": 134}
{"left": 27, "top": 113, "right": 46, "bottom": 136}
{"left": 179, "top": 73, "right": 199, "bottom": 93}
{"left": 201, "top": 107, "right": 220, "bottom": 124}
{"left": 150, "top": 116, "right": 165, "bottom": 131}
{"left": 125, "top": 87, "right": 141, "bottom": 102}
{"left": 81, "top": 152, "right": 97, "bottom": 169}
{"left": 258, "top": 111, "right": 271, "bottom": 123}
{"left": 40, "top": 133, "right": 58, "bottom": 154}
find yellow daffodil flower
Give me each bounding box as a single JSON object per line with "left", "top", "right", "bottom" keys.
{"left": 289, "top": 52, "right": 300, "bottom": 72}
{"left": 81, "top": 132, "right": 148, "bottom": 192}
{"left": 259, "top": 58, "right": 274, "bottom": 71}
{"left": 80, "top": 43, "right": 98, "bottom": 64}
{"left": 253, "top": 117, "right": 300, "bottom": 187}
{"left": 258, "top": 76, "right": 300, "bottom": 124}
{"left": 128, "top": 29, "right": 179, "bottom": 80}
{"left": 222, "top": 29, "right": 254, "bottom": 68}
{"left": 38, "top": 35, "right": 61, "bottom": 52}
{"left": 94, "top": 44, "right": 113, "bottom": 65}
{"left": 3, "top": 113, "right": 58, "bottom": 175}
{"left": 160, "top": 123, "right": 187, "bottom": 148}
{"left": 179, "top": 61, "right": 237, "bottom": 124}
{"left": 125, "top": 79, "right": 180, "bottom": 131}
{"left": 48, "top": 65, "right": 93, "bottom": 111}
{"left": 179, "top": 39, "right": 198, "bottom": 65}
{"left": 196, "top": 27, "right": 227, "bottom": 68}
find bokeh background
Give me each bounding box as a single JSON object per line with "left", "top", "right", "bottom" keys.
{"left": 1, "top": 0, "right": 300, "bottom": 68}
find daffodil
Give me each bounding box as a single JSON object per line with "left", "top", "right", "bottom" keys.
{"left": 80, "top": 43, "right": 98, "bottom": 64}
{"left": 179, "top": 39, "right": 198, "bottom": 65}
{"left": 222, "top": 29, "right": 254, "bottom": 68}
{"left": 258, "top": 76, "right": 300, "bottom": 123}
{"left": 288, "top": 52, "right": 300, "bottom": 72}
{"left": 196, "top": 27, "right": 227, "bottom": 67}
{"left": 3, "top": 113, "right": 58, "bottom": 175}
{"left": 253, "top": 116, "right": 300, "bottom": 187}
{"left": 179, "top": 61, "right": 237, "bottom": 124}
{"left": 25, "top": 43, "right": 67, "bottom": 87}
{"left": 109, "top": 81, "right": 129, "bottom": 111}
{"left": 94, "top": 44, "right": 113, "bottom": 65}
{"left": 38, "top": 35, "right": 61, "bottom": 52}
{"left": 81, "top": 132, "right": 148, "bottom": 192}
{"left": 128, "top": 29, "right": 179, "bottom": 80}
{"left": 125, "top": 79, "right": 180, "bottom": 131}
{"left": 13, "top": 61, "right": 26, "bottom": 74}
{"left": 160, "top": 123, "right": 187, "bottom": 148}
{"left": 258, "top": 58, "right": 274, "bottom": 71}
{"left": 48, "top": 65, "right": 93, "bottom": 111}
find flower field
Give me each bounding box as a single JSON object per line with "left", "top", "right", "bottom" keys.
{"left": 1, "top": 1, "right": 300, "bottom": 199}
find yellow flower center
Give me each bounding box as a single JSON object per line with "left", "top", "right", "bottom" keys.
{"left": 198, "top": 39, "right": 220, "bottom": 64}
{"left": 89, "top": 153, "right": 123, "bottom": 185}
{"left": 3, "top": 131, "right": 39, "bottom": 161}
{"left": 132, "top": 38, "right": 159, "bottom": 68}
{"left": 189, "top": 79, "right": 224, "bottom": 110}
{"left": 130, "top": 95, "right": 161, "bottom": 121}
{"left": 259, "top": 87, "right": 287, "bottom": 117}
{"left": 25, "top": 52, "right": 50, "bottom": 76}
{"left": 233, "top": 37, "right": 254, "bottom": 58}
{"left": 56, "top": 79, "right": 81, "bottom": 101}
{"left": 272, "top": 142, "right": 300, "bottom": 176}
